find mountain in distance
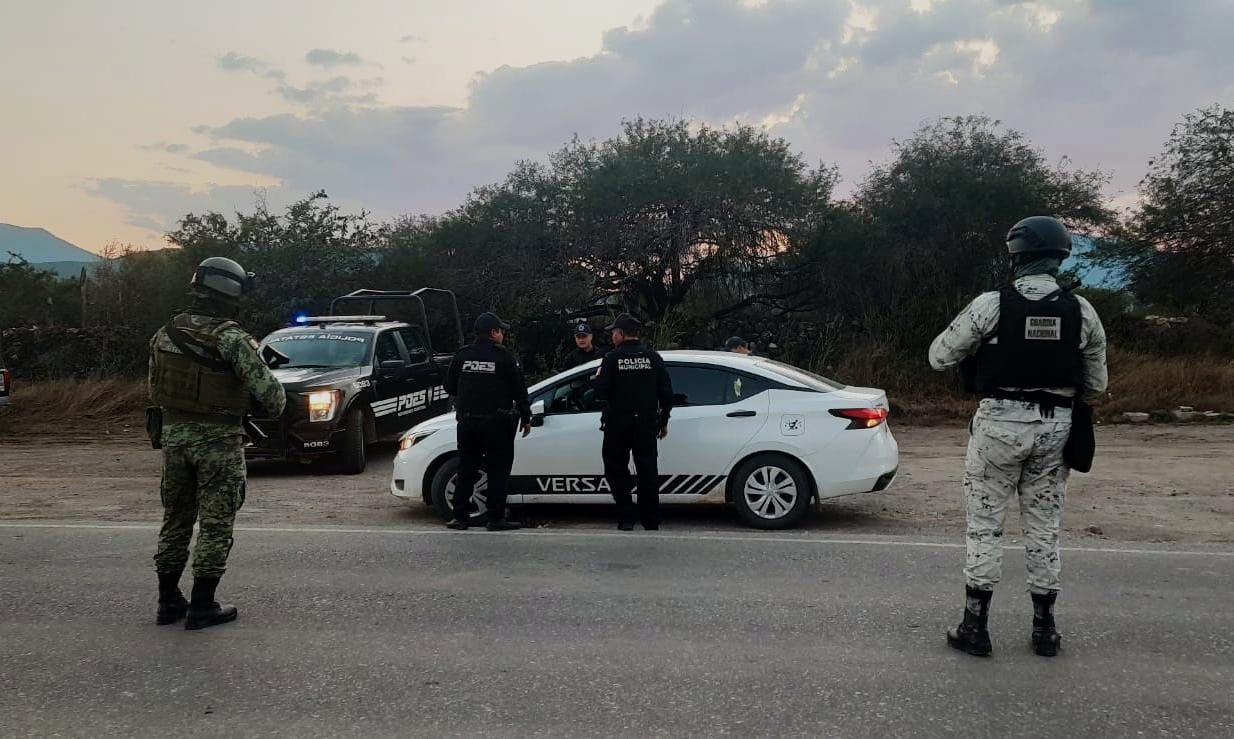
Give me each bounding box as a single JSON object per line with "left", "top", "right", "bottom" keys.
{"left": 0, "top": 224, "right": 99, "bottom": 264}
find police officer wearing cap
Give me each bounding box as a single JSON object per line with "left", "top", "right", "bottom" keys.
{"left": 930, "top": 215, "right": 1108, "bottom": 658}
{"left": 444, "top": 311, "right": 532, "bottom": 531}
{"left": 559, "top": 321, "right": 607, "bottom": 371}
{"left": 594, "top": 313, "right": 673, "bottom": 531}
{"left": 724, "top": 336, "right": 752, "bottom": 355}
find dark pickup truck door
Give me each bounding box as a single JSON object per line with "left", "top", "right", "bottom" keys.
{"left": 370, "top": 327, "right": 449, "bottom": 439}
{"left": 395, "top": 327, "right": 449, "bottom": 427}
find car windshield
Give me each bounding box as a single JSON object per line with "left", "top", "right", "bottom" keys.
{"left": 261, "top": 330, "right": 373, "bottom": 368}
{"left": 756, "top": 359, "right": 844, "bottom": 392}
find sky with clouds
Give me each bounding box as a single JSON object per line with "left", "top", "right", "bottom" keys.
{"left": 2, "top": 0, "right": 1232, "bottom": 253}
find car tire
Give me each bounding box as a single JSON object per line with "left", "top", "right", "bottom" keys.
{"left": 429, "top": 457, "right": 490, "bottom": 525}
{"left": 729, "top": 454, "right": 813, "bottom": 530}
{"left": 337, "top": 408, "right": 367, "bottom": 475}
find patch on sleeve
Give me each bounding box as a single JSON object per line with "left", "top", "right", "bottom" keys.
{"left": 1025, "top": 316, "right": 1061, "bottom": 340}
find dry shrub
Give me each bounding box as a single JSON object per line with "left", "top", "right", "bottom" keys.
{"left": 0, "top": 378, "right": 147, "bottom": 436}
{"left": 1104, "top": 348, "right": 1234, "bottom": 414}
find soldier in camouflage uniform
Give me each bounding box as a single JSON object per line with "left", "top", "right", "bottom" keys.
{"left": 149, "top": 257, "right": 285, "bottom": 630}
{"left": 929, "top": 216, "right": 1108, "bottom": 657}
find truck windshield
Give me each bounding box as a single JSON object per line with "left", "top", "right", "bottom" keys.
{"left": 261, "top": 330, "right": 373, "bottom": 368}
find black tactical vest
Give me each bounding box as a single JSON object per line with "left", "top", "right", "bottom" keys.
{"left": 972, "top": 285, "right": 1083, "bottom": 392}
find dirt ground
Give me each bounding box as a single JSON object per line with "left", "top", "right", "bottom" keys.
{"left": 1, "top": 424, "right": 1232, "bottom": 544}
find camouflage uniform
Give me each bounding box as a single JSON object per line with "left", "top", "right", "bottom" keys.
{"left": 150, "top": 313, "right": 285, "bottom": 579}
{"left": 930, "top": 274, "right": 1108, "bottom": 594}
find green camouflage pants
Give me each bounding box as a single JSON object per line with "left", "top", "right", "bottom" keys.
{"left": 153, "top": 440, "right": 246, "bottom": 579}
{"left": 963, "top": 399, "right": 1072, "bottom": 595}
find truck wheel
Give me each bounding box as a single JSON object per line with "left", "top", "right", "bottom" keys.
{"left": 729, "top": 454, "right": 812, "bottom": 529}
{"left": 337, "top": 408, "right": 367, "bottom": 474}
{"left": 429, "top": 457, "right": 489, "bottom": 524}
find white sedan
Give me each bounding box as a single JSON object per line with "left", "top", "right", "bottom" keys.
{"left": 390, "top": 351, "right": 899, "bottom": 529}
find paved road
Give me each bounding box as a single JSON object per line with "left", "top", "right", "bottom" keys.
{"left": 1, "top": 523, "right": 1231, "bottom": 738}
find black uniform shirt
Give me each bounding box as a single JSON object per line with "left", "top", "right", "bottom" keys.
{"left": 559, "top": 346, "right": 607, "bottom": 372}
{"left": 593, "top": 340, "right": 673, "bottom": 427}
{"left": 445, "top": 338, "right": 531, "bottom": 425}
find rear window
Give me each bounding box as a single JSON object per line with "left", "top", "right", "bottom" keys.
{"left": 756, "top": 360, "right": 844, "bottom": 392}
{"left": 261, "top": 330, "right": 373, "bottom": 369}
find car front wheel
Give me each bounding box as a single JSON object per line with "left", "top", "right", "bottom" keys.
{"left": 729, "top": 454, "right": 812, "bottom": 529}
{"left": 429, "top": 457, "right": 490, "bottom": 524}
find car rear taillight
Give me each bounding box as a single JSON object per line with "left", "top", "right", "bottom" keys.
{"left": 1, "top": 369, "right": 9, "bottom": 393}
{"left": 829, "top": 408, "right": 888, "bottom": 429}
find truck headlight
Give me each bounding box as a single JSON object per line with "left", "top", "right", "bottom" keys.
{"left": 400, "top": 429, "right": 437, "bottom": 451}
{"left": 307, "top": 390, "right": 338, "bottom": 422}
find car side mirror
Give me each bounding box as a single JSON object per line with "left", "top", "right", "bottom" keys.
{"left": 530, "top": 399, "right": 546, "bottom": 427}
{"left": 261, "top": 345, "right": 290, "bottom": 369}
{"left": 379, "top": 359, "right": 405, "bottom": 370}
{"left": 407, "top": 348, "right": 429, "bottom": 365}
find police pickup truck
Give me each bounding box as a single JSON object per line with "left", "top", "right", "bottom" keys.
{"left": 246, "top": 289, "right": 463, "bottom": 474}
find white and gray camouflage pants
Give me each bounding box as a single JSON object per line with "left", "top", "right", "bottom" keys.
{"left": 963, "top": 398, "right": 1072, "bottom": 594}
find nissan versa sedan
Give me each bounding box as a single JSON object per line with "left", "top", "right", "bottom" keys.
{"left": 390, "top": 351, "right": 899, "bottom": 529}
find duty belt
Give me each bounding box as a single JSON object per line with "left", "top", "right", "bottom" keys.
{"left": 458, "top": 410, "right": 516, "bottom": 421}
{"left": 987, "top": 390, "right": 1074, "bottom": 418}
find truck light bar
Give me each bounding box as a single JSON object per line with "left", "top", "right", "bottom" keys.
{"left": 297, "top": 315, "right": 388, "bottom": 325}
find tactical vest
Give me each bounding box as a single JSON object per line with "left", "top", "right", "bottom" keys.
{"left": 971, "top": 286, "right": 1083, "bottom": 393}
{"left": 150, "top": 314, "right": 250, "bottom": 417}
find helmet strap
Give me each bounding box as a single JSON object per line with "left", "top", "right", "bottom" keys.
{"left": 189, "top": 291, "right": 240, "bottom": 318}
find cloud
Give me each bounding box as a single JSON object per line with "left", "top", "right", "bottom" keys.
{"left": 305, "top": 48, "right": 364, "bottom": 67}
{"left": 101, "top": 0, "right": 1234, "bottom": 233}
{"left": 401, "top": 56, "right": 417, "bottom": 66}
{"left": 398, "top": 35, "right": 424, "bottom": 44}
{"left": 140, "top": 142, "right": 190, "bottom": 154}
{"left": 216, "top": 51, "right": 285, "bottom": 80}
{"left": 87, "top": 179, "right": 277, "bottom": 234}
{"left": 274, "top": 76, "right": 381, "bottom": 106}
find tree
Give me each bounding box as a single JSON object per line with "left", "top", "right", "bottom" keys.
{"left": 808, "top": 116, "right": 1113, "bottom": 349}
{"left": 0, "top": 255, "right": 82, "bottom": 328}
{"left": 1109, "top": 106, "right": 1234, "bottom": 320}
{"left": 558, "top": 119, "right": 835, "bottom": 323}
{"left": 167, "top": 192, "right": 379, "bottom": 335}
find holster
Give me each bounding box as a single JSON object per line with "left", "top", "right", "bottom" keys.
{"left": 1063, "top": 399, "right": 1095, "bottom": 473}
{"left": 145, "top": 406, "right": 163, "bottom": 450}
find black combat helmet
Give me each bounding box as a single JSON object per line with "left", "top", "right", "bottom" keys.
{"left": 190, "top": 257, "right": 254, "bottom": 302}
{"left": 1006, "top": 216, "right": 1073, "bottom": 258}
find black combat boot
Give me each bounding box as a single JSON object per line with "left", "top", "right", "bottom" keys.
{"left": 445, "top": 518, "right": 470, "bottom": 530}
{"left": 1031, "top": 591, "right": 1062, "bottom": 657}
{"left": 156, "top": 569, "right": 189, "bottom": 625}
{"left": 486, "top": 515, "right": 522, "bottom": 531}
{"left": 184, "top": 577, "right": 238, "bottom": 631}
{"left": 947, "top": 587, "right": 994, "bottom": 657}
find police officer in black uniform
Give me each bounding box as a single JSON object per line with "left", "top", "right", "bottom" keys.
{"left": 559, "top": 321, "right": 607, "bottom": 371}
{"left": 594, "top": 313, "right": 673, "bottom": 531}
{"left": 444, "top": 312, "right": 532, "bottom": 531}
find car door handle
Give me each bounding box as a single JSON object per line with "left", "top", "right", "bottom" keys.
{"left": 726, "top": 410, "right": 757, "bottom": 418}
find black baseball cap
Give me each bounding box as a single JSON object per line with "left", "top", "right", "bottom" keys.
{"left": 605, "top": 313, "right": 642, "bottom": 332}
{"left": 724, "top": 336, "right": 748, "bottom": 350}
{"left": 474, "top": 312, "right": 511, "bottom": 333}
{"left": 573, "top": 322, "right": 592, "bottom": 336}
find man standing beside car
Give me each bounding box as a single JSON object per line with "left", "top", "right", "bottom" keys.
{"left": 444, "top": 311, "right": 532, "bottom": 531}
{"left": 559, "top": 321, "right": 606, "bottom": 371}
{"left": 594, "top": 313, "right": 673, "bottom": 531}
